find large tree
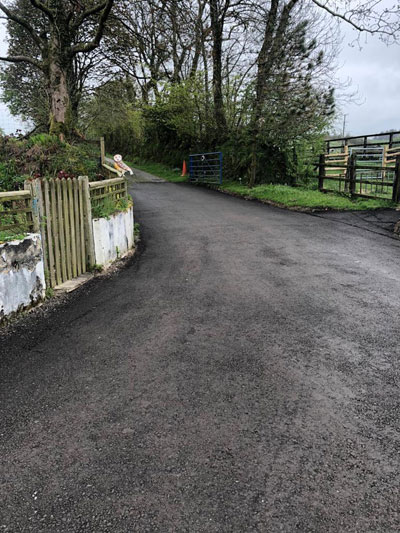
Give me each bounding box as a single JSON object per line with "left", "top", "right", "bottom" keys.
{"left": 246, "top": 0, "right": 400, "bottom": 186}
{"left": 0, "top": 0, "right": 114, "bottom": 137}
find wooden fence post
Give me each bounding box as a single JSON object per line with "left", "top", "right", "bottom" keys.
{"left": 43, "top": 179, "right": 56, "bottom": 288}
{"left": 318, "top": 154, "right": 325, "bottom": 191}
{"left": 24, "top": 179, "right": 40, "bottom": 233}
{"left": 80, "top": 176, "right": 96, "bottom": 267}
{"left": 348, "top": 153, "right": 357, "bottom": 196}
{"left": 392, "top": 156, "right": 400, "bottom": 203}
{"left": 100, "top": 137, "right": 105, "bottom": 166}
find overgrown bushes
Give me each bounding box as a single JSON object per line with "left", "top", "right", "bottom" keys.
{"left": 91, "top": 195, "right": 132, "bottom": 220}
{"left": 84, "top": 76, "right": 327, "bottom": 185}
{"left": 0, "top": 134, "right": 103, "bottom": 191}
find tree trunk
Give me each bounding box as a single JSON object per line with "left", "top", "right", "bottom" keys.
{"left": 247, "top": 0, "right": 298, "bottom": 188}
{"left": 209, "top": 0, "right": 228, "bottom": 142}
{"left": 49, "top": 61, "right": 70, "bottom": 139}
{"left": 48, "top": 26, "right": 74, "bottom": 139}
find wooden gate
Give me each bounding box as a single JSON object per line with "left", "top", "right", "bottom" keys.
{"left": 25, "top": 177, "right": 95, "bottom": 288}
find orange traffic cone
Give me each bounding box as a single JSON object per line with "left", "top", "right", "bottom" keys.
{"left": 181, "top": 160, "right": 187, "bottom": 177}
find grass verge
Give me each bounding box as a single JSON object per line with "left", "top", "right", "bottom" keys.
{"left": 123, "top": 158, "right": 396, "bottom": 211}
{"left": 219, "top": 182, "right": 396, "bottom": 211}
{"left": 129, "top": 159, "right": 187, "bottom": 183}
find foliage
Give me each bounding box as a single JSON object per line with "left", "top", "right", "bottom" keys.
{"left": 45, "top": 287, "right": 55, "bottom": 299}
{"left": 0, "top": 0, "right": 114, "bottom": 135}
{"left": 0, "top": 0, "right": 49, "bottom": 129}
{"left": 87, "top": 264, "right": 103, "bottom": 273}
{"left": 91, "top": 194, "right": 133, "bottom": 219}
{"left": 84, "top": 76, "right": 213, "bottom": 167}
{"left": 84, "top": 5, "right": 337, "bottom": 181}
{"left": 0, "top": 230, "right": 27, "bottom": 243}
{"left": 0, "top": 135, "right": 103, "bottom": 191}
{"left": 0, "top": 203, "right": 29, "bottom": 243}
{"left": 3, "top": 0, "right": 397, "bottom": 187}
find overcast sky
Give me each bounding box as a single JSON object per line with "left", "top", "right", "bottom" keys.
{"left": 335, "top": 21, "right": 400, "bottom": 136}
{"left": 0, "top": 7, "right": 399, "bottom": 137}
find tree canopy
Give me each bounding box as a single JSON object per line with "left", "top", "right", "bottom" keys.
{"left": 0, "top": 0, "right": 398, "bottom": 183}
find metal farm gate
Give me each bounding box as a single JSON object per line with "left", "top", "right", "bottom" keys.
{"left": 189, "top": 152, "right": 223, "bottom": 184}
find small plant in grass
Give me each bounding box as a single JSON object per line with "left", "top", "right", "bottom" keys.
{"left": 92, "top": 196, "right": 115, "bottom": 219}
{"left": 88, "top": 264, "right": 103, "bottom": 273}
{"left": 116, "top": 196, "right": 130, "bottom": 211}
{"left": 45, "top": 287, "right": 54, "bottom": 299}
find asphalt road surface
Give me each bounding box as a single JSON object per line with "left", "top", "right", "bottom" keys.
{"left": 1, "top": 181, "right": 400, "bottom": 532}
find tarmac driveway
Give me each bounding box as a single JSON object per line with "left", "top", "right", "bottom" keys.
{"left": 1, "top": 181, "right": 400, "bottom": 532}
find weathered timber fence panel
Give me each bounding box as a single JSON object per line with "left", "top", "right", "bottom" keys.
{"left": 21, "top": 174, "right": 128, "bottom": 288}
{"left": 89, "top": 177, "right": 127, "bottom": 210}
{"left": 0, "top": 190, "right": 35, "bottom": 235}
{"left": 26, "top": 177, "right": 95, "bottom": 288}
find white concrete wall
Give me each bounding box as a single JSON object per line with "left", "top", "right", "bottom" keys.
{"left": 0, "top": 234, "right": 46, "bottom": 321}
{"left": 92, "top": 206, "right": 134, "bottom": 266}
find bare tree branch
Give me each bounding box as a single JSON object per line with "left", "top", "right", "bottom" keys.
{"left": 71, "top": 1, "right": 108, "bottom": 30}
{"left": 0, "top": 55, "right": 43, "bottom": 70}
{"left": 0, "top": 1, "right": 43, "bottom": 48}
{"left": 29, "top": 0, "right": 54, "bottom": 22}
{"left": 312, "top": 0, "right": 400, "bottom": 37}
{"left": 71, "top": 0, "right": 114, "bottom": 55}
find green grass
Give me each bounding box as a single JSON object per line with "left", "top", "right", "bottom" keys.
{"left": 220, "top": 182, "right": 396, "bottom": 211}
{"left": 0, "top": 230, "right": 27, "bottom": 244}
{"left": 118, "top": 157, "right": 396, "bottom": 211}
{"left": 128, "top": 158, "right": 188, "bottom": 183}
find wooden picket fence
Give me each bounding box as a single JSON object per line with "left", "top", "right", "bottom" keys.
{"left": 1, "top": 137, "right": 131, "bottom": 288}
{"left": 24, "top": 177, "right": 94, "bottom": 287}
{"left": 22, "top": 175, "right": 128, "bottom": 288}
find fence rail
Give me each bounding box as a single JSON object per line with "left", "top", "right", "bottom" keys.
{"left": 326, "top": 130, "right": 400, "bottom": 152}
{"left": 317, "top": 154, "right": 400, "bottom": 201}
{"left": 0, "top": 190, "right": 34, "bottom": 234}
{"left": 89, "top": 177, "right": 128, "bottom": 210}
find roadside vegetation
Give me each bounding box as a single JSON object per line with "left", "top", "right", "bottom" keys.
{"left": 128, "top": 159, "right": 186, "bottom": 183}
{"left": 0, "top": 1, "right": 398, "bottom": 214}
{"left": 0, "top": 134, "right": 103, "bottom": 192}
{"left": 124, "top": 159, "right": 396, "bottom": 211}
{"left": 0, "top": 229, "right": 27, "bottom": 244}
{"left": 91, "top": 195, "right": 133, "bottom": 219}
{"left": 219, "top": 182, "right": 395, "bottom": 211}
